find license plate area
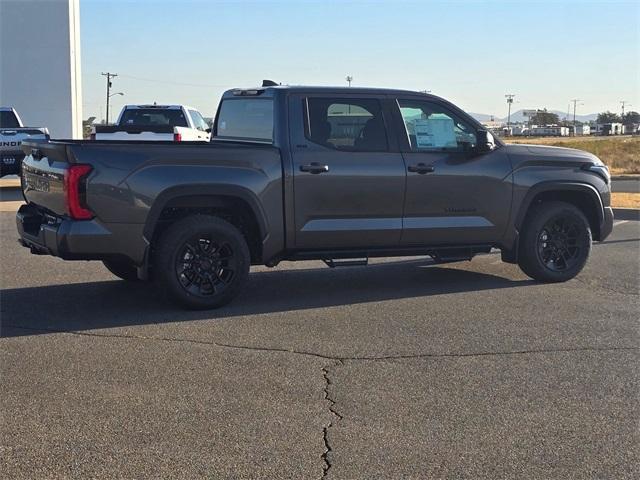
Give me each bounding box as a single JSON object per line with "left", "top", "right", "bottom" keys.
{"left": 24, "top": 172, "right": 51, "bottom": 193}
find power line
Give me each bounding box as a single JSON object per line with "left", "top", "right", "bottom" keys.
{"left": 117, "top": 74, "right": 232, "bottom": 89}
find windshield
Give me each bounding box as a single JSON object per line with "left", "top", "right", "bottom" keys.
{"left": 118, "top": 108, "right": 189, "bottom": 127}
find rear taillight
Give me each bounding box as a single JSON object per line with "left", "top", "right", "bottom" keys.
{"left": 64, "top": 164, "right": 93, "bottom": 219}
{"left": 173, "top": 132, "right": 182, "bottom": 142}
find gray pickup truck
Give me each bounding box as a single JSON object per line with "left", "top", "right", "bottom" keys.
{"left": 17, "top": 84, "right": 613, "bottom": 309}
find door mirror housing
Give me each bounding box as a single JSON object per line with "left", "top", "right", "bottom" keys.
{"left": 476, "top": 129, "right": 496, "bottom": 154}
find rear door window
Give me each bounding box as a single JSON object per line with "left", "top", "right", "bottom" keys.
{"left": 216, "top": 99, "right": 273, "bottom": 142}
{"left": 306, "top": 98, "right": 388, "bottom": 152}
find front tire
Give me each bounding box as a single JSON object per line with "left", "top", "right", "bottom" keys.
{"left": 518, "top": 201, "right": 592, "bottom": 282}
{"left": 153, "top": 215, "right": 250, "bottom": 309}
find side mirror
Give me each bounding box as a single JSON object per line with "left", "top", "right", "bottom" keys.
{"left": 476, "top": 129, "right": 496, "bottom": 154}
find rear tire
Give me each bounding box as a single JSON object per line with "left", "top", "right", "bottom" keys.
{"left": 518, "top": 201, "right": 591, "bottom": 282}
{"left": 103, "top": 259, "right": 140, "bottom": 282}
{"left": 153, "top": 215, "right": 250, "bottom": 309}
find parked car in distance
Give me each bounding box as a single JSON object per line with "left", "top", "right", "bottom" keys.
{"left": 91, "top": 104, "right": 211, "bottom": 142}
{"left": 17, "top": 83, "right": 613, "bottom": 309}
{"left": 0, "top": 107, "right": 49, "bottom": 177}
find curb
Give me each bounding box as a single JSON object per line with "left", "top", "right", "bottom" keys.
{"left": 612, "top": 176, "right": 640, "bottom": 181}
{"left": 613, "top": 208, "right": 640, "bottom": 221}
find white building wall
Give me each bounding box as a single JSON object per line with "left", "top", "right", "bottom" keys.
{"left": 0, "top": 0, "right": 82, "bottom": 138}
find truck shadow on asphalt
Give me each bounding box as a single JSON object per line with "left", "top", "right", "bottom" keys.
{"left": 1, "top": 261, "right": 535, "bottom": 338}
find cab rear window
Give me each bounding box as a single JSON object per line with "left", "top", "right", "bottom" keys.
{"left": 119, "top": 109, "right": 188, "bottom": 127}
{"left": 0, "top": 111, "right": 20, "bottom": 128}
{"left": 216, "top": 99, "right": 273, "bottom": 143}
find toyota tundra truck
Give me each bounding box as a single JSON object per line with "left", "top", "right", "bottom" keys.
{"left": 0, "top": 107, "right": 49, "bottom": 177}
{"left": 16, "top": 84, "right": 614, "bottom": 309}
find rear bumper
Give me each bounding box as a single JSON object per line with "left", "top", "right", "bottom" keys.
{"left": 16, "top": 203, "right": 147, "bottom": 263}
{"left": 599, "top": 206, "right": 614, "bottom": 241}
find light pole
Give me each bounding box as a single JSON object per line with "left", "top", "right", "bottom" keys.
{"left": 505, "top": 94, "right": 515, "bottom": 135}
{"left": 102, "top": 72, "right": 118, "bottom": 124}
{"left": 345, "top": 75, "right": 353, "bottom": 87}
{"left": 571, "top": 99, "right": 582, "bottom": 135}
{"left": 107, "top": 92, "right": 124, "bottom": 124}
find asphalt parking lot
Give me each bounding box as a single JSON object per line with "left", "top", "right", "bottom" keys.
{"left": 1, "top": 202, "right": 639, "bottom": 478}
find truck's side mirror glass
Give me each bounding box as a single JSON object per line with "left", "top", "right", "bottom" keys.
{"left": 476, "top": 129, "right": 496, "bottom": 154}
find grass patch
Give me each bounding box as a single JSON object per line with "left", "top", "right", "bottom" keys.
{"left": 611, "top": 192, "right": 640, "bottom": 209}
{"left": 505, "top": 135, "right": 640, "bottom": 175}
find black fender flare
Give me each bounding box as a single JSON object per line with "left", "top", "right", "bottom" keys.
{"left": 514, "top": 181, "right": 604, "bottom": 231}
{"left": 143, "top": 184, "right": 269, "bottom": 242}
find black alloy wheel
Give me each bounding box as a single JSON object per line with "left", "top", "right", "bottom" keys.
{"left": 536, "top": 214, "right": 585, "bottom": 272}
{"left": 176, "top": 235, "right": 237, "bottom": 297}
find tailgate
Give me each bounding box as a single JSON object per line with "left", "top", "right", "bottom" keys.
{"left": 94, "top": 125, "right": 174, "bottom": 141}
{"left": 20, "top": 140, "right": 71, "bottom": 216}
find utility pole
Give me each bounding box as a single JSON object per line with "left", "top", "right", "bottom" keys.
{"left": 505, "top": 94, "right": 515, "bottom": 135}
{"left": 101, "top": 72, "right": 118, "bottom": 124}
{"left": 620, "top": 100, "right": 631, "bottom": 118}
{"left": 571, "top": 99, "right": 581, "bottom": 136}
{"left": 345, "top": 75, "right": 353, "bottom": 87}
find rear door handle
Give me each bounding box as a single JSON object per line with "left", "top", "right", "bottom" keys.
{"left": 300, "top": 162, "right": 329, "bottom": 174}
{"left": 407, "top": 163, "right": 435, "bottom": 174}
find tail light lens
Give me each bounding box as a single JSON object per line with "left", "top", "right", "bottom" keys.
{"left": 174, "top": 132, "right": 182, "bottom": 142}
{"left": 64, "top": 164, "right": 93, "bottom": 219}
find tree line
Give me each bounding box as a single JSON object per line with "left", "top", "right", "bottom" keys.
{"left": 525, "top": 109, "right": 640, "bottom": 126}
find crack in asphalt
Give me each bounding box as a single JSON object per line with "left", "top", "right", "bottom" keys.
{"left": 3, "top": 324, "right": 639, "bottom": 479}
{"left": 3, "top": 324, "right": 639, "bottom": 362}
{"left": 320, "top": 362, "right": 343, "bottom": 479}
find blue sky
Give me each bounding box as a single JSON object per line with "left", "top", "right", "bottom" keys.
{"left": 81, "top": 0, "right": 639, "bottom": 120}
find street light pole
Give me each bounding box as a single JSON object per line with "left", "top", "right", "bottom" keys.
{"left": 101, "top": 72, "right": 118, "bottom": 124}
{"left": 505, "top": 94, "right": 515, "bottom": 135}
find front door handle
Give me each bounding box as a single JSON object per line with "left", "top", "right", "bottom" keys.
{"left": 407, "top": 163, "right": 435, "bottom": 174}
{"left": 300, "top": 162, "right": 329, "bottom": 174}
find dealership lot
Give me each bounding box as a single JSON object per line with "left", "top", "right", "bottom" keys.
{"left": 1, "top": 204, "right": 638, "bottom": 478}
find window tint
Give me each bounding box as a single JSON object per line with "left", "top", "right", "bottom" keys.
{"left": 306, "top": 98, "right": 388, "bottom": 152}
{"left": 216, "top": 99, "right": 273, "bottom": 142}
{"left": 189, "top": 109, "right": 208, "bottom": 131}
{"left": 398, "top": 100, "right": 477, "bottom": 152}
{"left": 119, "top": 108, "right": 189, "bottom": 127}
{"left": 0, "top": 111, "right": 20, "bottom": 128}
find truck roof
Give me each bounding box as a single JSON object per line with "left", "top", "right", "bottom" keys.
{"left": 122, "top": 104, "right": 198, "bottom": 110}
{"left": 223, "top": 85, "right": 442, "bottom": 100}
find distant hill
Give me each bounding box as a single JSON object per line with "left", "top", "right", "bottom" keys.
{"left": 470, "top": 109, "right": 598, "bottom": 124}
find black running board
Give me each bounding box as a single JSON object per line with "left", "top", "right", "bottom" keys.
{"left": 322, "top": 258, "right": 369, "bottom": 268}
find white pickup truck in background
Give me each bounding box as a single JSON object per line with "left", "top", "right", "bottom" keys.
{"left": 0, "top": 107, "right": 49, "bottom": 177}
{"left": 91, "top": 104, "right": 211, "bottom": 142}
